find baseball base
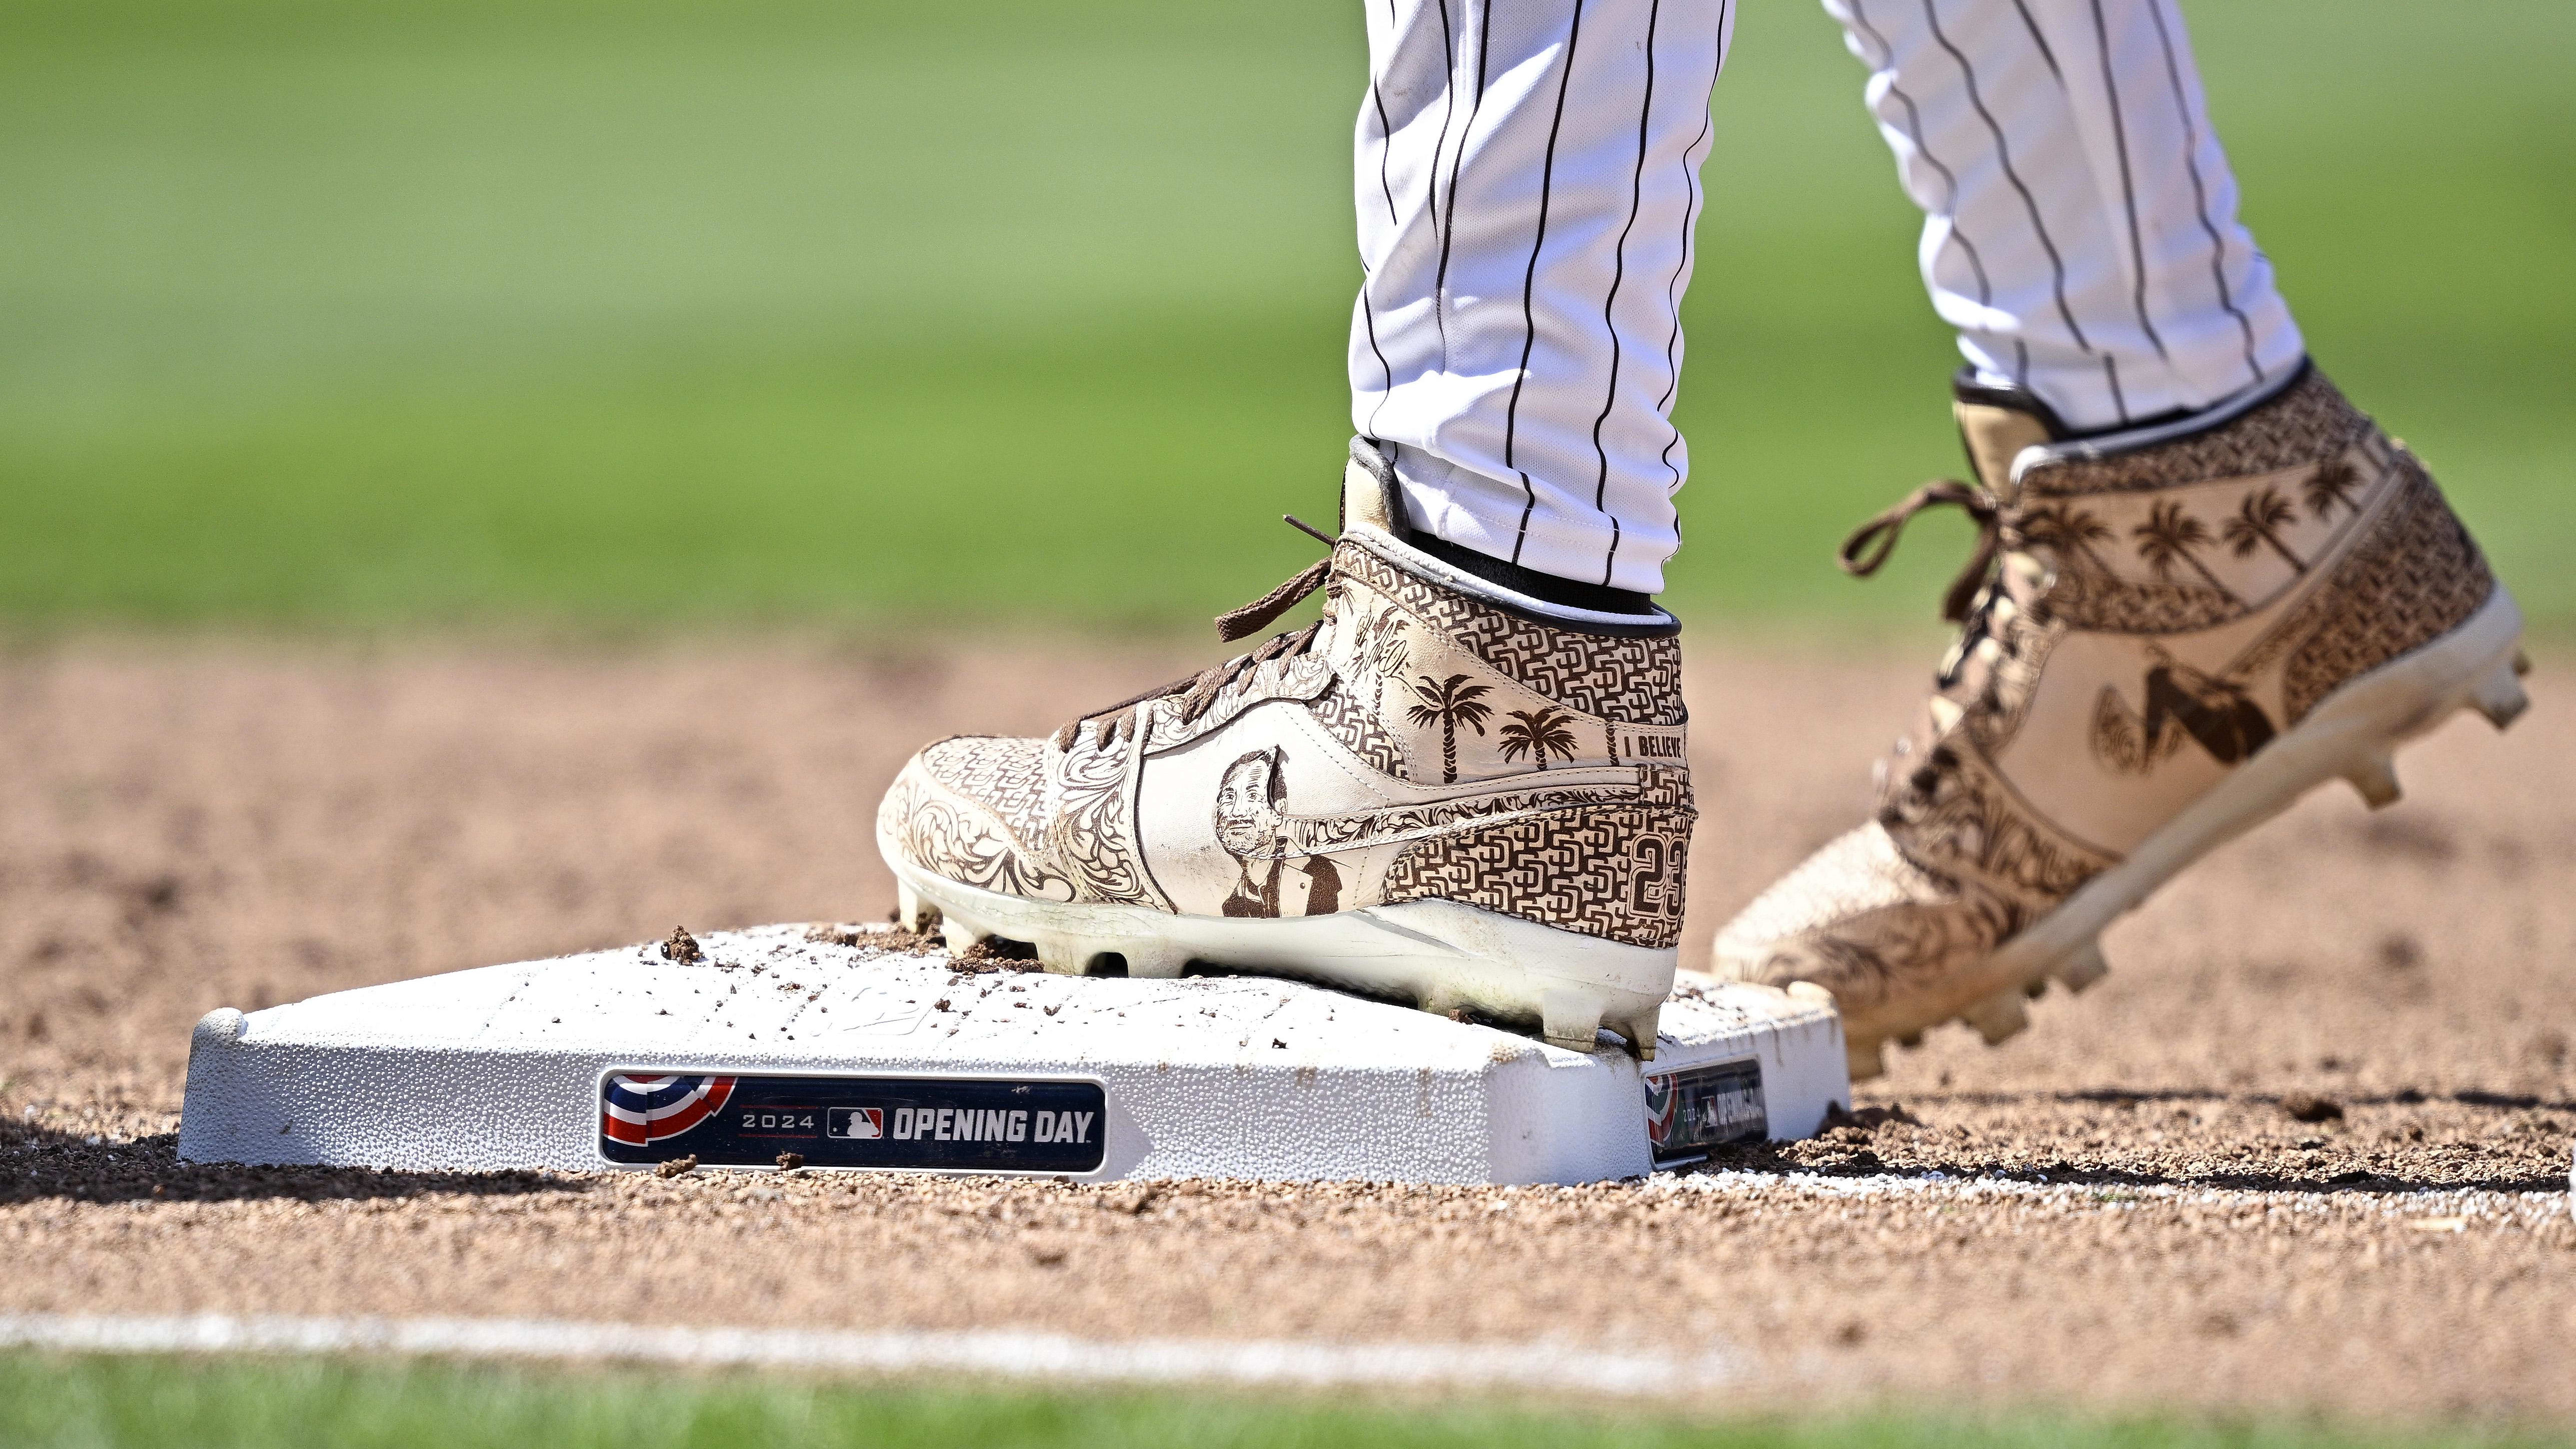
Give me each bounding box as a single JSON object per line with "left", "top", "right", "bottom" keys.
{"left": 176, "top": 924, "right": 1847, "bottom": 1185}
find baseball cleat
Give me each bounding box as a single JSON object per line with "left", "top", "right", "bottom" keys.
{"left": 878, "top": 438, "right": 1694, "bottom": 1057}
{"left": 1715, "top": 362, "right": 2522, "bottom": 1078}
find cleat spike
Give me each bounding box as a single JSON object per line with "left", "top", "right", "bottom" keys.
{"left": 1033, "top": 937, "right": 1088, "bottom": 975}
{"left": 2053, "top": 940, "right": 2110, "bottom": 993}
{"left": 1119, "top": 944, "right": 1188, "bottom": 980}
{"left": 940, "top": 917, "right": 987, "bottom": 955}
{"left": 2346, "top": 756, "right": 2402, "bottom": 810}
{"left": 1539, "top": 991, "right": 1605, "bottom": 1053}
{"left": 1619, "top": 1005, "right": 1664, "bottom": 1061}
{"left": 1785, "top": 981, "right": 1837, "bottom": 1010}
{"left": 1961, "top": 988, "right": 2029, "bottom": 1045}
{"left": 897, "top": 884, "right": 941, "bottom": 933}
{"left": 1846, "top": 1038, "right": 1886, "bottom": 1081}
{"left": 2471, "top": 666, "right": 2529, "bottom": 731}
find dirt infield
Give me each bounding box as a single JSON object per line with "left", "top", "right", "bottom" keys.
{"left": 2, "top": 638, "right": 2570, "bottom": 1420}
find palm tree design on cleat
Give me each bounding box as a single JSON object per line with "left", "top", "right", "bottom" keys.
{"left": 2023, "top": 503, "right": 2117, "bottom": 580}
{"left": 2131, "top": 500, "right": 2239, "bottom": 604}
{"left": 1405, "top": 673, "right": 1493, "bottom": 784}
{"left": 2301, "top": 457, "right": 2363, "bottom": 521}
{"left": 2221, "top": 485, "right": 2306, "bottom": 573}
{"left": 1497, "top": 706, "right": 1579, "bottom": 769}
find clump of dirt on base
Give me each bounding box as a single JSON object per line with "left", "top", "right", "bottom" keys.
{"left": 653, "top": 1155, "right": 696, "bottom": 1178}
{"left": 803, "top": 921, "right": 945, "bottom": 958}
{"left": 951, "top": 937, "right": 1042, "bottom": 976}
{"left": 660, "top": 926, "right": 702, "bottom": 964}
{"left": 775, "top": 1152, "right": 804, "bottom": 1171}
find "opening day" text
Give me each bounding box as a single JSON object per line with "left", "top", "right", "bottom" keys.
{"left": 889, "top": 1105, "right": 1092, "bottom": 1144}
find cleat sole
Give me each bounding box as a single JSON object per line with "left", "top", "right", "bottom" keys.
{"left": 880, "top": 851, "right": 1673, "bottom": 1055}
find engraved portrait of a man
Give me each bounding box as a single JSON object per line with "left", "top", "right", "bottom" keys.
{"left": 1213, "top": 745, "right": 1340, "bottom": 918}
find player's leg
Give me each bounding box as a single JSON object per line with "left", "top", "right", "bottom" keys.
{"left": 1714, "top": 0, "right": 2524, "bottom": 1076}
{"left": 1351, "top": 0, "right": 1736, "bottom": 601}
{"left": 877, "top": 0, "right": 1731, "bottom": 1056}
{"left": 1822, "top": 0, "right": 2300, "bottom": 426}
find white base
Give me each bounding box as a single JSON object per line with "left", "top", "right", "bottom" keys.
{"left": 177, "top": 926, "right": 1848, "bottom": 1185}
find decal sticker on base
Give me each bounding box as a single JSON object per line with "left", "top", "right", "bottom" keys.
{"left": 601, "top": 1073, "right": 737, "bottom": 1146}
{"left": 598, "top": 1071, "right": 1107, "bottom": 1173}
{"left": 1643, "top": 1058, "right": 1765, "bottom": 1162}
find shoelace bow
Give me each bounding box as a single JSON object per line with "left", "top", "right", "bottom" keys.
{"left": 1838, "top": 477, "right": 2026, "bottom": 624}
{"left": 1050, "top": 516, "right": 1341, "bottom": 752}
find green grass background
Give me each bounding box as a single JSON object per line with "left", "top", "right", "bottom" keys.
{"left": 0, "top": 0, "right": 2566, "bottom": 634}
{"left": 4, "top": 1353, "right": 2566, "bottom": 1449}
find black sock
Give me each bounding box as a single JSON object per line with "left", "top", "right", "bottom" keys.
{"left": 1383, "top": 491, "right": 1659, "bottom": 616}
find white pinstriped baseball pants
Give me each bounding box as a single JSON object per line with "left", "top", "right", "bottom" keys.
{"left": 1352, "top": 0, "right": 2305, "bottom": 593}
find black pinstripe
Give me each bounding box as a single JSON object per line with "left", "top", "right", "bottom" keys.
{"left": 1360, "top": 260, "right": 1396, "bottom": 436}
{"left": 1369, "top": 14, "right": 1399, "bottom": 228}
{"left": 1430, "top": 0, "right": 1495, "bottom": 374}
{"left": 1362, "top": 1, "right": 1403, "bottom": 435}
{"left": 2102, "top": 353, "right": 2127, "bottom": 418}
{"left": 1503, "top": 0, "right": 1589, "bottom": 566}
{"left": 2089, "top": 0, "right": 2169, "bottom": 362}
{"left": 1919, "top": 0, "right": 2100, "bottom": 406}
{"left": 2145, "top": 0, "right": 2262, "bottom": 386}
{"left": 1589, "top": 0, "right": 1662, "bottom": 585}
{"left": 1656, "top": 0, "right": 1727, "bottom": 492}
{"left": 1424, "top": 0, "right": 1460, "bottom": 361}
{"left": 1848, "top": 0, "right": 1993, "bottom": 312}
{"left": 2008, "top": 0, "right": 2060, "bottom": 83}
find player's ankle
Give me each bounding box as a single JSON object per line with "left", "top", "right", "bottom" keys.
{"left": 1360, "top": 443, "right": 1659, "bottom": 619}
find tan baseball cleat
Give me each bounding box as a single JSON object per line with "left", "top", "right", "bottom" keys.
{"left": 1714, "top": 363, "right": 2525, "bottom": 1079}
{"left": 878, "top": 439, "right": 1693, "bottom": 1057}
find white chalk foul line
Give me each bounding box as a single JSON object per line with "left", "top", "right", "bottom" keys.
{"left": 0, "top": 1314, "right": 1735, "bottom": 1396}
{"left": 1650, "top": 1168, "right": 2571, "bottom": 1222}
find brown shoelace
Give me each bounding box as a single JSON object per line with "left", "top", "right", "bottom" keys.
{"left": 1838, "top": 478, "right": 2025, "bottom": 624}
{"left": 1050, "top": 517, "right": 1339, "bottom": 751}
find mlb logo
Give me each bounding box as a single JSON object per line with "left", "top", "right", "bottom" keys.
{"left": 829, "top": 1107, "right": 885, "bottom": 1140}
